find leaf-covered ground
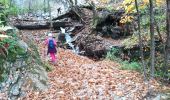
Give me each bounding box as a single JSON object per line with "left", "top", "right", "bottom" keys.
{"left": 20, "top": 30, "right": 161, "bottom": 99}
{"left": 24, "top": 48, "right": 161, "bottom": 99}
{"left": 17, "top": 30, "right": 169, "bottom": 100}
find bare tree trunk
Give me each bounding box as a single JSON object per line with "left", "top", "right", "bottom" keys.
{"left": 154, "top": 18, "right": 163, "bottom": 42}
{"left": 115, "top": 0, "right": 117, "bottom": 4}
{"left": 9, "top": 0, "right": 13, "bottom": 7}
{"left": 48, "top": 0, "right": 52, "bottom": 30}
{"left": 149, "top": 0, "right": 155, "bottom": 79}
{"left": 29, "top": 0, "right": 32, "bottom": 13}
{"left": 135, "top": 0, "right": 147, "bottom": 80}
{"left": 44, "top": 0, "right": 46, "bottom": 13}
{"left": 75, "top": 0, "right": 78, "bottom": 6}
{"left": 164, "top": 0, "right": 170, "bottom": 77}
{"left": 69, "top": 0, "right": 74, "bottom": 7}
{"left": 91, "top": 1, "right": 97, "bottom": 28}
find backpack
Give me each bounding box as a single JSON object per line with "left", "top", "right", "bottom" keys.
{"left": 48, "top": 39, "right": 55, "bottom": 49}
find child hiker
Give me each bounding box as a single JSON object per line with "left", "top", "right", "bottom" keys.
{"left": 45, "top": 32, "right": 57, "bottom": 63}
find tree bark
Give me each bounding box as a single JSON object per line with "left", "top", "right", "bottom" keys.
{"left": 149, "top": 0, "right": 155, "bottom": 79}
{"left": 135, "top": 0, "right": 147, "bottom": 80}
{"left": 75, "top": 0, "right": 78, "bottom": 6}
{"left": 13, "top": 21, "right": 72, "bottom": 30}
{"left": 9, "top": 0, "right": 13, "bottom": 7}
{"left": 44, "top": 0, "right": 46, "bottom": 13}
{"left": 164, "top": 0, "right": 170, "bottom": 77}
{"left": 91, "top": 1, "right": 97, "bottom": 29}
{"left": 28, "top": 0, "right": 32, "bottom": 13}
{"left": 154, "top": 18, "right": 163, "bottom": 42}
{"left": 69, "top": 0, "right": 74, "bottom": 7}
{"left": 48, "top": 0, "right": 53, "bottom": 30}
{"left": 14, "top": 24, "right": 50, "bottom": 30}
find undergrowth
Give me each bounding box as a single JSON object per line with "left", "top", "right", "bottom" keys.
{"left": 106, "top": 47, "right": 170, "bottom": 80}
{"left": 106, "top": 47, "right": 141, "bottom": 72}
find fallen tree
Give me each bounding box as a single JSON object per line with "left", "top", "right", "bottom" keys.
{"left": 14, "top": 24, "right": 49, "bottom": 30}
{"left": 13, "top": 21, "right": 77, "bottom": 30}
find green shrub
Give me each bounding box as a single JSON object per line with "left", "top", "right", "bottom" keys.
{"left": 106, "top": 47, "right": 141, "bottom": 71}
{"left": 106, "top": 47, "right": 122, "bottom": 62}
{"left": 121, "top": 61, "right": 141, "bottom": 71}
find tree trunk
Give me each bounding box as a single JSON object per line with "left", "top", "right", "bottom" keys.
{"left": 69, "top": 0, "right": 74, "bottom": 7}
{"left": 14, "top": 24, "right": 50, "bottom": 30}
{"left": 13, "top": 21, "right": 72, "bottom": 30}
{"left": 91, "top": 1, "right": 97, "bottom": 29}
{"left": 9, "top": 0, "right": 13, "bottom": 7}
{"left": 164, "top": 0, "right": 170, "bottom": 77}
{"left": 149, "top": 0, "right": 155, "bottom": 79}
{"left": 28, "top": 0, "right": 32, "bottom": 13}
{"left": 48, "top": 0, "right": 53, "bottom": 30}
{"left": 44, "top": 0, "right": 46, "bottom": 13}
{"left": 75, "top": 0, "right": 78, "bottom": 6}
{"left": 135, "top": 0, "right": 147, "bottom": 80}
{"left": 154, "top": 18, "right": 163, "bottom": 42}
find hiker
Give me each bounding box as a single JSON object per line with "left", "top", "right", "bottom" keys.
{"left": 44, "top": 32, "right": 57, "bottom": 63}
{"left": 57, "top": 7, "right": 61, "bottom": 15}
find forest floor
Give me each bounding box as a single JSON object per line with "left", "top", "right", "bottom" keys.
{"left": 19, "top": 30, "right": 168, "bottom": 100}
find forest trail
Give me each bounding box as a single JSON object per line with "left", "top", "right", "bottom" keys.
{"left": 20, "top": 30, "right": 161, "bottom": 100}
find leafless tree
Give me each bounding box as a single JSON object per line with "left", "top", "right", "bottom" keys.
{"left": 164, "top": 0, "right": 170, "bottom": 77}
{"left": 48, "top": 0, "right": 53, "bottom": 30}
{"left": 149, "top": 0, "right": 155, "bottom": 79}
{"left": 135, "top": 0, "right": 147, "bottom": 80}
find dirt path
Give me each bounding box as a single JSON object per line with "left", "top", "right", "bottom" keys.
{"left": 21, "top": 30, "right": 160, "bottom": 100}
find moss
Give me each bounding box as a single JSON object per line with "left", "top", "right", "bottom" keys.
{"left": 0, "top": 28, "right": 27, "bottom": 82}
{"left": 43, "top": 63, "right": 53, "bottom": 71}
{"left": 0, "top": 65, "right": 5, "bottom": 82}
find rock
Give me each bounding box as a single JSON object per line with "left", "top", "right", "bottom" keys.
{"left": 161, "top": 93, "right": 170, "bottom": 100}
{"left": 11, "top": 84, "right": 20, "bottom": 96}
{"left": 27, "top": 65, "right": 48, "bottom": 90}
{"left": 0, "top": 31, "right": 48, "bottom": 99}
{"left": 18, "top": 40, "right": 28, "bottom": 53}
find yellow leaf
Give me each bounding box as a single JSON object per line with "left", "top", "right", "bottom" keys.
{"left": 126, "top": 5, "right": 135, "bottom": 13}
{"left": 139, "top": 4, "right": 146, "bottom": 9}
{"left": 123, "top": 0, "right": 134, "bottom": 4}
{"left": 143, "top": 0, "right": 149, "bottom": 4}
{"left": 156, "top": 0, "right": 165, "bottom": 6}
